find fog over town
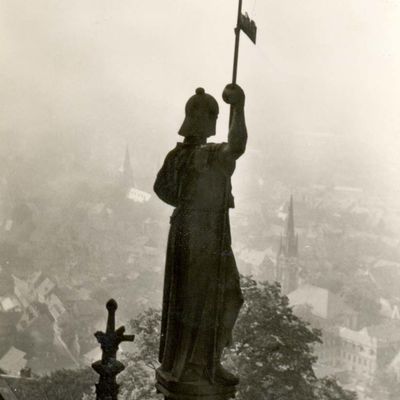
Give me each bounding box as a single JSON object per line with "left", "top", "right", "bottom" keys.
{"left": 1, "top": 1, "right": 400, "bottom": 399}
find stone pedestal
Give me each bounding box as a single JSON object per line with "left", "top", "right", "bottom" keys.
{"left": 156, "top": 369, "right": 237, "bottom": 400}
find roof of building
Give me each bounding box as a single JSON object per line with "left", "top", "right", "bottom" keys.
{"left": 0, "top": 297, "right": 20, "bottom": 312}
{"left": 288, "top": 284, "right": 356, "bottom": 320}
{"left": 0, "top": 348, "right": 27, "bottom": 376}
{"left": 339, "top": 321, "right": 400, "bottom": 352}
{"left": 127, "top": 188, "right": 151, "bottom": 203}
{"left": 339, "top": 327, "right": 376, "bottom": 348}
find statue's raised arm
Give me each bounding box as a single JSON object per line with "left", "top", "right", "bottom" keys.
{"left": 222, "top": 83, "right": 248, "bottom": 160}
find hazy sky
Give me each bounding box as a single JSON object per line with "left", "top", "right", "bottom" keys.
{"left": 1, "top": 0, "right": 400, "bottom": 191}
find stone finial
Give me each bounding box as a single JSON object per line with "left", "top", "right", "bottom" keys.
{"left": 92, "top": 299, "right": 134, "bottom": 400}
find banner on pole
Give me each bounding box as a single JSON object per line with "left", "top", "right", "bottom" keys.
{"left": 239, "top": 12, "right": 257, "bottom": 44}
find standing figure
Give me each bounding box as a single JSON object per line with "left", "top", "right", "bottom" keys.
{"left": 154, "top": 84, "right": 247, "bottom": 392}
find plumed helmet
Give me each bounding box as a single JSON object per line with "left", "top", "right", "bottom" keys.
{"left": 178, "top": 87, "right": 219, "bottom": 137}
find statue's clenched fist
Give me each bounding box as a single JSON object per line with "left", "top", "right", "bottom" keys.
{"left": 222, "top": 83, "right": 245, "bottom": 107}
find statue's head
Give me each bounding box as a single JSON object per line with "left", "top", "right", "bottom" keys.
{"left": 178, "top": 88, "right": 219, "bottom": 138}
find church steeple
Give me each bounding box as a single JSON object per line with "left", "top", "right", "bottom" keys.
{"left": 275, "top": 195, "right": 299, "bottom": 295}
{"left": 284, "top": 195, "right": 298, "bottom": 257}
{"left": 122, "top": 145, "right": 135, "bottom": 190}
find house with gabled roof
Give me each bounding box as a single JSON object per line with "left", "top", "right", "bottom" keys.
{"left": 0, "top": 347, "right": 27, "bottom": 376}
{"left": 338, "top": 320, "right": 400, "bottom": 380}
{"left": 288, "top": 284, "right": 358, "bottom": 329}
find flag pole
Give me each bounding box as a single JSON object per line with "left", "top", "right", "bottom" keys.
{"left": 232, "top": 0, "right": 243, "bottom": 85}
{"left": 229, "top": 0, "right": 243, "bottom": 126}
{"left": 210, "top": 1, "right": 243, "bottom": 380}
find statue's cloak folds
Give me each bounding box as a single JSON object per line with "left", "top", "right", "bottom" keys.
{"left": 154, "top": 142, "right": 243, "bottom": 379}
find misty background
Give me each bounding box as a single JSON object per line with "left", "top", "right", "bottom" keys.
{"left": 1, "top": 0, "right": 400, "bottom": 198}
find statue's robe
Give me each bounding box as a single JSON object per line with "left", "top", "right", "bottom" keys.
{"left": 154, "top": 141, "right": 243, "bottom": 380}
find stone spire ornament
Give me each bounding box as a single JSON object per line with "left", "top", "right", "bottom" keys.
{"left": 92, "top": 299, "right": 134, "bottom": 400}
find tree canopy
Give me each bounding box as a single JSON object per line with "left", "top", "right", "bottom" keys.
{"left": 33, "top": 277, "right": 357, "bottom": 400}
{"left": 117, "top": 276, "right": 356, "bottom": 400}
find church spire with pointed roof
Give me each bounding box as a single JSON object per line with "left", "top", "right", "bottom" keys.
{"left": 275, "top": 195, "right": 300, "bottom": 294}
{"left": 284, "top": 195, "right": 298, "bottom": 257}
{"left": 121, "top": 145, "right": 135, "bottom": 190}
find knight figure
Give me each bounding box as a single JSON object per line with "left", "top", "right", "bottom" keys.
{"left": 154, "top": 83, "right": 247, "bottom": 387}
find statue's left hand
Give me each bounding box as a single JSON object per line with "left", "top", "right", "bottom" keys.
{"left": 222, "top": 84, "right": 245, "bottom": 108}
